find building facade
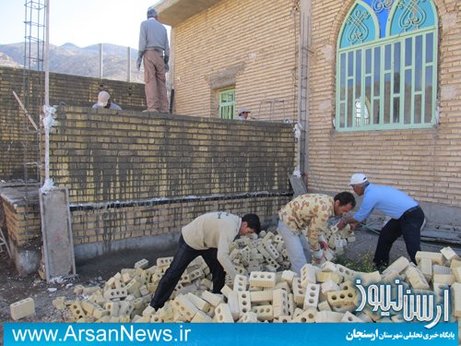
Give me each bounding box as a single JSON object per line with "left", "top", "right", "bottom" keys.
{"left": 158, "top": 0, "right": 461, "bottom": 227}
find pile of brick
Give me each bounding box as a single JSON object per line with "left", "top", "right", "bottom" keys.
{"left": 45, "top": 228, "right": 459, "bottom": 327}
{"left": 54, "top": 226, "right": 351, "bottom": 322}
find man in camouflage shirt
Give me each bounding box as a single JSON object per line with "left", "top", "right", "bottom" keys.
{"left": 278, "top": 192, "right": 356, "bottom": 273}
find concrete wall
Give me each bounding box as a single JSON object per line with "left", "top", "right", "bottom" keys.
{"left": 171, "top": 0, "right": 299, "bottom": 120}
{"left": 0, "top": 66, "right": 146, "bottom": 181}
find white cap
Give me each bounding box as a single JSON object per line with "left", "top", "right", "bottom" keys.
{"left": 350, "top": 173, "right": 368, "bottom": 185}
{"left": 238, "top": 107, "right": 250, "bottom": 115}
{"left": 97, "top": 91, "right": 110, "bottom": 107}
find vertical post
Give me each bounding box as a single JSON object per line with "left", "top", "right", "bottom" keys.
{"left": 297, "top": 0, "right": 311, "bottom": 180}
{"left": 127, "top": 46, "right": 131, "bottom": 82}
{"left": 43, "top": 0, "right": 50, "bottom": 184}
{"left": 99, "top": 43, "right": 103, "bottom": 79}
{"left": 44, "top": 0, "right": 49, "bottom": 107}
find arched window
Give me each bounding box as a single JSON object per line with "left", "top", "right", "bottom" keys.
{"left": 335, "top": 0, "right": 438, "bottom": 131}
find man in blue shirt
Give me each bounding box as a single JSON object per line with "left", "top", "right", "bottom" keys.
{"left": 339, "top": 173, "right": 425, "bottom": 270}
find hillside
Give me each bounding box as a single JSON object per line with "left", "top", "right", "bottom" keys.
{"left": 0, "top": 42, "right": 143, "bottom": 83}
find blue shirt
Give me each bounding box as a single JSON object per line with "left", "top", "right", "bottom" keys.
{"left": 353, "top": 183, "right": 418, "bottom": 222}
{"left": 138, "top": 18, "right": 170, "bottom": 57}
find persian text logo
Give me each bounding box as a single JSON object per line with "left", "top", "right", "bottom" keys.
{"left": 355, "top": 278, "right": 450, "bottom": 329}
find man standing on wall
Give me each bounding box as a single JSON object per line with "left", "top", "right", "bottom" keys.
{"left": 137, "top": 6, "right": 170, "bottom": 113}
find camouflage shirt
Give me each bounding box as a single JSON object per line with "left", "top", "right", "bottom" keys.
{"left": 278, "top": 194, "right": 334, "bottom": 250}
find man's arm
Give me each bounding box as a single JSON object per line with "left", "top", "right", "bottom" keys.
{"left": 137, "top": 23, "right": 147, "bottom": 71}
{"left": 216, "top": 235, "right": 237, "bottom": 280}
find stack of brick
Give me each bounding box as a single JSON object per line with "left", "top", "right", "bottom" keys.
{"left": 54, "top": 235, "right": 459, "bottom": 336}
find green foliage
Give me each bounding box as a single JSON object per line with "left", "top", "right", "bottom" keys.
{"left": 335, "top": 251, "right": 376, "bottom": 273}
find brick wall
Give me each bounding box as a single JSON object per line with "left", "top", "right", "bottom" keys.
{"left": 0, "top": 66, "right": 146, "bottom": 181}
{"left": 166, "top": 0, "right": 461, "bottom": 226}
{"left": 48, "top": 107, "right": 295, "bottom": 256}
{"left": 305, "top": 0, "right": 461, "bottom": 216}
{"left": 172, "top": 0, "right": 299, "bottom": 120}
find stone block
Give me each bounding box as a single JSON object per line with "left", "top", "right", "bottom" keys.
{"left": 281, "top": 270, "right": 297, "bottom": 284}
{"left": 104, "top": 288, "right": 128, "bottom": 300}
{"left": 382, "top": 256, "right": 410, "bottom": 275}
{"left": 300, "top": 263, "right": 317, "bottom": 287}
{"left": 237, "top": 291, "right": 252, "bottom": 315}
{"left": 214, "top": 303, "right": 234, "bottom": 322}
{"left": 335, "top": 264, "right": 356, "bottom": 282}
{"left": 415, "top": 251, "right": 444, "bottom": 265}
{"left": 191, "top": 310, "right": 213, "bottom": 322}
{"left": 441, "top": 247, "right": 459, "bottom": 262}
{"left": 69, "top": 301, "right": 85, "bottom": 320}
{"left": 272, "top": 288, "right": 289, "bottom": 317}
{"left": 316, "top": 271, "right": 343, "bottom": 284}
{"left": 233, "top": 274, "right": 248, "bottom": 292}
{"left": 291, "top": 277, "right": 305, "bottom": 306}
{"left": 134, "top": 258, "right": 149, "bottom": 269}
{"left": 418, "top": 257, "right": 432, "bottom": 281}
{"left": 341, "top": 311, "right": 364, "bottom": 322}
{"left": 156, "top": 256, "right": 174, "bottom": 267}
{"left": 250, "top": 290, "right": 273, "bottom": 304}
{"left": 227, "top": 291, "right": 240, "bottom": 320}
{"left": 318, "top": 300, "right": 332, "bottom": 311}
{"left": 303, "top": 283, "right": 320, "bottom": 310}
{"left": 406, "top": 266, "right": 430, "bottom": 290}
{"left": 249, "top": 271, "right": 276, "bottom": 288}
{"left": 172, "top": 294, "right": 199, "bottom": 322}
{"left": 314, "top": 310, "right": 344, "bottom": 322}
{"left": 326, "top": 288, "right": 357, "bottom": 312}
{"left": 251, "top": 304, "right": 274, "bottom": 321}
{"left": 239, "top": 311, "right": 259, "bottom": 323}
{"left": 10, "top": 297, "right": 35, "bottom": 320}
{"left": 292, "top": 309, "right": 316, "bottom": 322}
{"left": 201, "top": 291, "right": 224, "bottom": 307}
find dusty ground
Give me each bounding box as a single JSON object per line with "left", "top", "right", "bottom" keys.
{"left": 0, "top": 228, "right": 459, "bottom": 344}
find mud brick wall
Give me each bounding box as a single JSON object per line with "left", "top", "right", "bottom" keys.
{"left": 0, "top": 185, "right": 41, "bottom": 247}
{"left": 305, "top": 0, "right": 461, "bottom": 213}
{"left": 49, "top": 107, "right": 295, "bottom": 257}
{"left": 0, "top": 66, "right": 146, "bottom": 181}
{"left": 170, "top": 0, "right": 299, "bottom": 120}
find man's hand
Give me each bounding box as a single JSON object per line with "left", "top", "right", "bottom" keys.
{"left": 136, "top": 56, "right": 143, "bottom": 71}
{"left": 163, "top": 55, "right": 169, "bottom": 65}
{"left": 164, "top": 63, "right": 169, "bottom": 72}
{"left": 319, "top": 240, "right": 329, "bottom": 250}
{"left": 337, "top": 218, "right": 348, "bottom": 230}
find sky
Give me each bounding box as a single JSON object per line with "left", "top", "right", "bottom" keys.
{"left": 0, "top": 0, "right": 164, "bottom": 49}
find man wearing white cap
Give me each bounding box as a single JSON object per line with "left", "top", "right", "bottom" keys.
{"left": 92, "top": 91, "right": 122, "bottom": 110}
{"left": 339, "top": 173, "right": 425, "bottom": 269}
{"left": 237, "top": 107, "right": 251, "bottom": 120}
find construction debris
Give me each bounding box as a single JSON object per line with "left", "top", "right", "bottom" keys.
{"left": 52, "top": 227, "right": 458, "bottom": 340}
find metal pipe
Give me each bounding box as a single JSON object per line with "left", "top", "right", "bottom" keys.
{"left": 297, "top": 0, "right": 312, "bottom": 182}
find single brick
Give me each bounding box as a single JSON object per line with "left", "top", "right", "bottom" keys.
{"left": 249, "top": 271, "right": 276, "bottom": 288}
{"left": 10, "top": 297, "right": 35, "bottom": 320}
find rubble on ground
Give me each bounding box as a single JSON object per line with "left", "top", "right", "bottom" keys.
{"left": 49, "top": 227, "right": 459, "bottom": 337}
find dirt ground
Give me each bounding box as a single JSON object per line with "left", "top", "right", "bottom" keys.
{"left": 0, "top": 228, "right": 459, "bottom": 344}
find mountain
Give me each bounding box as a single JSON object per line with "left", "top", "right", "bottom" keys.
{"left": 0, "top": 42, "right": 143, "bottom": 83}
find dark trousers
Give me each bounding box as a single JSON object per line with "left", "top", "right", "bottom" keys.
{"left": 374, "top": 206, "right": 425, "bottom": 269}
{"left": 150, "top": 235, "right": 226, "bottom": 310}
